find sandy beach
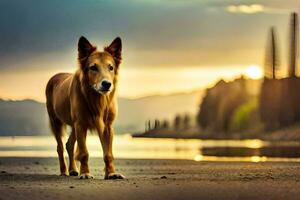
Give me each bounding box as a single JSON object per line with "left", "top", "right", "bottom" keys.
{"left": 0, "top": 157, "right": 299, "bottom": 200}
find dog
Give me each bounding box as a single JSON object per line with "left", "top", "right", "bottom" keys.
{"left": 45, "top": 36, "right": 124, "bottom": 179}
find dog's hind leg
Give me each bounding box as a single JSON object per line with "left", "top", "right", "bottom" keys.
{"left": 66, "top": 127, "right": 78, "bottom": 176}
{"left": 49, "top": 117, "right": 68, "bottom": 176}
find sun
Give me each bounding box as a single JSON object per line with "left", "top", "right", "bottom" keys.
{"left": 245, "top": 65, "right": 263, "bottom": 79}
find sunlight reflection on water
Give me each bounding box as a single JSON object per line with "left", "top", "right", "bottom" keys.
{"left": 0, "top": 135, "right": 300, "bottom": 162}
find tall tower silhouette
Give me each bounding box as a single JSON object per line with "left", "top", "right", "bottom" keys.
{"left": 288, "top": 12, "right": 299, "bottom": 77}
{"left": 264, "top": 27, "right": 280, "bottom": 79}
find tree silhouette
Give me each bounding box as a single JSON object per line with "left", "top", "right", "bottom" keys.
{"left": 154, "top": 119, "right": 160, "bottom": 129}
{"left": 183, "top": 114, "right": 191, "bottom": 129}
{"left": 174, "top": 114, "right": 182, "bottom": 130}
{"left": 147, "top": 120, "right": 151, "bottom": 131}
{"left": 288, "top": 12, "right": 298, "bottom": 77}
{"left": 162, "top": 120, "right": 170, "bottom": 129}
{"left": 264, "top": 26, "right": 280, "bottom": 79}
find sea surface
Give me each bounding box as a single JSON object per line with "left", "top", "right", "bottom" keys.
{"left": 1, "top": 135, "right": 300, "bottom": 162}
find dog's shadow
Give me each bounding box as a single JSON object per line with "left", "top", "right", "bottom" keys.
{"left": 0, "top": 172, "right": 100, "bottom": 182}
{"left": 0, "top": 172, "right": 128, "bottom": 183}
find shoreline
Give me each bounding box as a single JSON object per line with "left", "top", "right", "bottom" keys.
{"left": 133, "top": 124, "right": 300, "bottom": 141}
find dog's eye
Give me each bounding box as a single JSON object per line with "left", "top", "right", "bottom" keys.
{"left": 109, "top": 64, "right": 114, "bottom": 71}
{"left": 89, "top": 65, "right": 98, "bottom": 72}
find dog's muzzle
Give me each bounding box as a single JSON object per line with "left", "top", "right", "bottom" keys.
{"left": 93, "top": 80, "right": 113, "bottom": 94}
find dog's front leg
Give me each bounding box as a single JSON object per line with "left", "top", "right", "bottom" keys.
{"left": 75, "top": 123, "right": 93, "bottom": 179}
{"left": 97, "top": 121, "right": 125, "bottom": 180}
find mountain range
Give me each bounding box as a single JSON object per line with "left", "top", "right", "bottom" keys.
{"left": 0, "top": 90, "right": 202, "bottom": 136}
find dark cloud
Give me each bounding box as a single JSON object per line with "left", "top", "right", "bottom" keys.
{"left": 0, "top": 0, "right": 297, "bottom": 70}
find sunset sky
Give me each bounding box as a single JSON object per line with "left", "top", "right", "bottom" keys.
{"left": 0, "top": 0, "right": 299, "bottom": 101}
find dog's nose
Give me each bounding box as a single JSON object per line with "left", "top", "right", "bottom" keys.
{"left": 101, "top": 80, "right": 112, "bottom": 90}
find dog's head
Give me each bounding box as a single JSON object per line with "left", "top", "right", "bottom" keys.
{"left": 78, "top": 36, "right": 122, "bottom": 95}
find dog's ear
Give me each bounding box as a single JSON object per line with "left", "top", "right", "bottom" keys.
{"left": 104, "top": 37, "right": 122, "bottom": 66}
{"left": 78, "top": 36, "right": 96, "bottom": 60}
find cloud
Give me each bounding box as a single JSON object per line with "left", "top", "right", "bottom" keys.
{"left": 226, "top": 4, "right": 264, "bottom": 14}
{"left": 226, "top": 4, "right": 290, "bottom": 14}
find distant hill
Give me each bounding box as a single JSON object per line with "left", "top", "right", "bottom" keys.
{"left": 116, "top": 91, "right": 203, "bottom": 133}
{"left": 0, "top": 90, "right": 202, "bottom": 136}
{"left": 0, "top": 99, "right": 48, "bottom": 136}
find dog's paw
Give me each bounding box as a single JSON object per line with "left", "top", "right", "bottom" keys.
{"left": 60, "top": 173, "right": 68, "bottom": 176}
{"left": 105, "top": 173, "right": 125, "bottom": 180}
{"left": 69, "top": 170, "right": 79, "bottom": 176}
{"left": 79, "top": 173, "right": 94, "bottom": 179}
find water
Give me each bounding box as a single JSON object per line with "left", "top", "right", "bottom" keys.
{"left": 0, "top": 135, "right": 300, "bottom": 162}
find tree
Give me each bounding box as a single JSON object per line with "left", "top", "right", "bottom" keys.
{"left": 154, "top": 119, "right": 160, "bottom": 129}
{"left": 264, "top": 26, "right": 280, "bottom": 79}
{"left": 174, "top": 114, "right": 182, "bottom": 130}
{"left": 183, "top": 114, "right": 191, "bottom": 129}
{"left": 288, "top": 12, "right": 298, "bottom": 77}
{"left": 162, "top": 120, "right": 170, "bottom": 129}
{"left": 147, "top": 120, "right": 151, "bottom": 131}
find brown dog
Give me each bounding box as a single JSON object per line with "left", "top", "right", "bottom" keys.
{"left": 45, "top": 36, "right": 124, "bottom": 179}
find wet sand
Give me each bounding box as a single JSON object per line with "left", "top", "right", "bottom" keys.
{"left": 0, "top": 157, "right": 300, "bottom": 200}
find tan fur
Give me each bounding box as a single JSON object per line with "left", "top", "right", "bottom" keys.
{"left": 45, "top": 36, "right": 124, "bottom": 179}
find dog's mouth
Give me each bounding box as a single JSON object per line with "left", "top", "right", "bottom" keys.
{"left": 92, "top": 86, "right": 111, "bottom": 94}
{"left": 98, "top": 89, "right": 111, "bottom": 94}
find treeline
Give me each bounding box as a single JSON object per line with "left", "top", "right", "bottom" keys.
{"left": 260, "top": 78, "right": 300, "bottom": 130}
{"left": 197, "top": 77, "right": 261, "bottom": 134}
{"left": 144, "top": 113, "right": 192, "bottom": 132}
